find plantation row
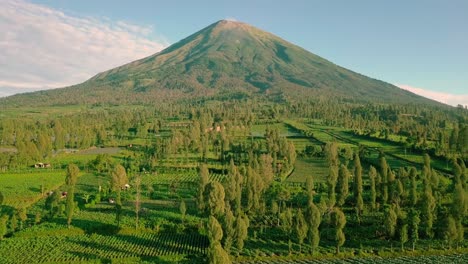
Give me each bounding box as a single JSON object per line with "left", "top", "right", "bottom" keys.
{"left": 0, "top": 232, "right": 208, "bottom": 263}
{"left": 148, "top": 171, "right": 226, "bottom": 184}
{"left": 238, "top": 253, "right": 468, "bottom": 264}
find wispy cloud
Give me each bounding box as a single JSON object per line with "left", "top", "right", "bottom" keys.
{"left": 0, "top": 0, "right": 168, "bottom": 97}
{"left": 397, "top": 84, "right": 468, "bottom": 107}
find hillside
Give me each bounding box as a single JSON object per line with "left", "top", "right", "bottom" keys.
{"left": 1, "top": 20, "right": 436, "bottom": 106}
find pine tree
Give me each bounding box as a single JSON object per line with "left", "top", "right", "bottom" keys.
{"left": 204, "top": 181, "right": 226, "bottom": 217}
{"left": 135, "top": 172, "right": 141, "bottom": 229}
{"left": 294, "top": 208, "right": 308, "bottom": 253}
{"left": 354, "top": 153, "right": 364, "bottom": 222}
{"left": 369, "top": 166, "right": 377, "bottom": 211}
{"left": 333, "top": 208, "right": 346, "bottom": 254}
{"left": 408, "top": 167, "right": 418, "bottom": 206}
{"left": 111, "top": 164, "right": 128, "bottom": 227}
{"left": 223, "top": 207, "right": 235, "bottom": 253}
{"left": 235, "top": 213, "right": 249, "bottom": 253}
{"left": 379, "top": 154, "right": 389, "bottom": 205}
{"left": 384, "top": 205, "right": 398, "bottom": 239}
{"left": 198, "top": 164, "right": 210, "bottom": 211}
{"left": 445, "top": 216, "right": 458, "bottom": 249}
{"left": 306, "top": 200, "right": 321, "bottom": 254}
{"left": 179, "top": 199, "right": 186, "bottom": 222}
{"left": 337, "top": 164, "right": 350, "bottom": 206}
{"left": 421, "top": 185, "right": 436, "bottom": 239}
{"left": 409, "top": 209, "right": 420, "bottom": 251}
{"left": 65, "top": 163, "right": 79, "bottom": 228}
{"left": 326, "top": 142, "right": 339, "bottom": 207}
{"left": 399, "top": 224, "right": 408, "bottom": 251}
{"left": 207, "top": 216, "right": 231, "bottom": 264}
{"left": 17, "top": 207, "right": 27, "bottom": 230}
{"left": 0, "top": 215, "right": 7, "bottom": 240}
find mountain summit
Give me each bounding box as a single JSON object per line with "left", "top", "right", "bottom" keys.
{"left": 3, "top": 20, "right": 430, "bottom": 106}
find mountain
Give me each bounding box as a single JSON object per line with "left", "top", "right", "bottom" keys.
{"left": 1, "top": 20, "right": 436, "bottom": 106}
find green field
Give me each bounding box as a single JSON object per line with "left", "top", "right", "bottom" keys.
{"left": 286, "top": 157, "right": 328, "bottom": 184}
{"left": 0, "top": 170, "right": 66, "bottom": 208}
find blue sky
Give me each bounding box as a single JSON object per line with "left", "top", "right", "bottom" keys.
{"left": 1, "top": 0, "right": 467, "bottom": 105}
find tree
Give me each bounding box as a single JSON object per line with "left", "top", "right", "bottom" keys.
{"left": 0, "top": 215, "right": 7, "bottom": 240}
{"left": 294, "top": 208, "right": 308, "bottom": 253}
{"left": 354, "top": 153, "right": 364, "bottom": 222}
{"left": 337, "top": 164, "right": 350, "bottom": 206}
{"left": 111, "top": 164, "right": 128, "bottom": 227}
{"left": 179, "top": 199, "right": 186, "bottom": 222}
{"left": 135, "top": 172, "right": 141, "bottom": 229}
{"left": 409, "top": 209, "right": 420, "bottom": 251}
{"left": 399, "top": 224, "right": 408, "bottom": 251}
{"left": 0, "top": 192, "right": 3, "bottom": 206}
{"left": 280, "top": 207, "right": 293, "bottom": 254}
{"left": 17, "top": 207, "right": 27, "bottom": 230}
{"left": 65, "top": 163, "right": 79, "bottom": 228}
{"left": 451, "top": 182, "right": 466, "bottom": 247}
{"left": 224, "top": 160, "right": 243, "bottom": 213}
{"left": 222, "top": 207, "right": 235, "bottom": 253}
{"left": 207, "top": 216, "right": 231, "bottom": 264}
{"left": 421, "top": 184, "right": 436, "bottom": 238}
{"left": 333, "top": 208, "right": 346, "bottom": 254}
{"left": 369, "top": 166, "right": 377, "bottom": 210}
{"left": 306, "top": 200, "right": 321, "bottom": 254}
{"left": 408, "top": 167, "right": 418, "bottom": 206}
{"left": 45, "top": 190, "right": 61, "bottom": 218}
{"left": 445, "top": 216, "right": 458, "bottom": 249}
{"left": 10, "top": 213, "right": 17, "bottom": 232}
{"left": 198, "top": 164, "right": 210, "bottom": 211}
{"left": 379, "top": 154, "right": 389, "bottom": 205}
{"left": 204, "top": 181, "right": 226, "bottom": 217}
{"left": 326, "top": 142, "right": 339, "bottom": 207}
{"left": 384, "top": 205, "right": 398, "bottom": 239}
{"left": 235, "top": 213, "right": 249, "bottom": 252}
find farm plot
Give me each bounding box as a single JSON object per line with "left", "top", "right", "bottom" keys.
{"left": 286, "top": 157, "right": 328, "bottom": 184}
{"left": 146, "top": 170, "right": 227, "bottom": 185}
{"left": 237, "top": 253, "right": 468, "bottom": 264}
{"left": 0, "top": 232, "right": 208, "bottom": 263}
{"left": 0, "top": 170, "right": 65, "bottom": 208}
{"left": 251, "top": 123, "right": 300, "bottom": 137}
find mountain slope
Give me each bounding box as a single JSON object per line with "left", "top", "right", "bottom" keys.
{"left": 1, "top": 20, "right": 435, "bottom": 106}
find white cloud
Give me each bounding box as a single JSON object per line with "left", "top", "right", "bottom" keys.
{"left": 396, "top": 84, "right": 468, "bottom": 107}
{"left": 0, "top": 0, "right": 168, "bottom": 97}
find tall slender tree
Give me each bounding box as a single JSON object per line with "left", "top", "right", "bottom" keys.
{"left": 111, "top": 164, "right": 128, "bottom": 227}
{"left": 207, "top": 216, "right": 231, "bottom": 264}
{"left": 379, "top": 153, "right": 389, "bottom": 205}
{"left": 333, "top": 208, "right": 346, "bottom": 254}
{"left": 337, "top": 164, "right": 350, "bottom": 206}
{"left": 65, "top": 163, "right": 79, "bottom": 228}
{"left": 369, "top": 166, "right": 377, "bottom": 211}
{"left": 135, "top": 172, "right": 141, "bottom": 229}
{"left": 198, "top": 164, "right": 210, "bottom": 211}
{"left": 354, "top": 153, "right": 364, "bottom": 222}
{"left": 326, "top": 142, "right": 339, "bottom": 207}
{"left": 294, "top": 208, "right": 308, "bottom": 253}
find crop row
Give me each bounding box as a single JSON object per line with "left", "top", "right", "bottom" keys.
{"left": 147, "top": 171, "right": 226, "bottom": 184}
{"left": 238, "top": 253, "right": 468, "bottom": 264}
{"left": 0, "top": 232, "right": 208, "bottom": 263}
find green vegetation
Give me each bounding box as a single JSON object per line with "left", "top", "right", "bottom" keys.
{"left": 0, "top": 19, "right": 467, "bottom": 264}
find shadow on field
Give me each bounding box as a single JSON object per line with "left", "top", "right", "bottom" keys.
{"left": 65, "top": 232, "right": 207, "bottom": 263}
